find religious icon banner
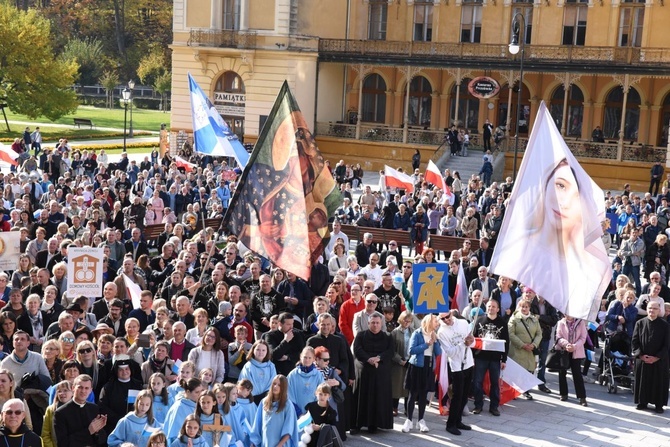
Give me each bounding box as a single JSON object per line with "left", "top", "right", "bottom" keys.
{"left": 67, "top": 247, "right": 104, "bottom": 297}
{"left": 412, "top": 263, "right": 450, "bottom": 314}
{"left": 0, "top": 232, "right": 20, "bottom": 271}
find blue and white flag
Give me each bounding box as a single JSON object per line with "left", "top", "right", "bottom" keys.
{"left": 172, "top": 359, "right": 183, "bottom": 375}
{"left": 127, "top": 389, "right": 140, "bottom": 404}
{"left": 297, "top": 413, "right": 313, "bottom": 431}
{"left": 188, "top": 73, "right": 250, "bottom": 168}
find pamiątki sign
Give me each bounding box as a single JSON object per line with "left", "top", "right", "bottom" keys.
{"left": 467, "top": 77, "right": 501, "bottom": 100}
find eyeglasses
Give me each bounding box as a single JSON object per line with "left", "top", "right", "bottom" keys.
{"left": 389, "top": 243, "right": 397, "bottom": 246}
{"left": 321, "top": 358, "right": 331, "bottom": 362}
{"left": 3, "top": 410, "right": 22, "bottom": 416}
{"left": 366, "top": 300, "right": 378, "bottom": 304}
{"left": 61, "top": 337, "right": 75, "bottom": 343}
{"left": 78, "top": 347, "right": 93, "bottom": 354}
{"left": 440, "top": 315, "right": 452, "bottom": 321}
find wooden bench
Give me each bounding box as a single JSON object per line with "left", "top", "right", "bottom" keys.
{"left": 144, "top": 224, "right": 165, "bottom": 241}
{"left": 339, "top": 223, "right": 415, "bottom": 256}
{"left": 73, "top": 118, "right": 95, "bottom": 129}
{"left": 428, "top": 234, "right": 481, "bottom": 257}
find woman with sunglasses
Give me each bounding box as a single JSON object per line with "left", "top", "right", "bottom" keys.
{"left": 75, "top": 340, "right": 99, "bottom": 391}
{"left": 58, "top": 331, "right": 76, "bottom": 361}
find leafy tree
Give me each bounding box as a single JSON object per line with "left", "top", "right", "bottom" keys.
{"left": 0, "top": 4, "right": 78, "bottom": 119}
{"left": 153, "top": 71, "right": 171, "bottom": 112}
{"left": 61, "top": 37, "right": 107, "bottom": 86}
{"left": 99, "top": 70, "right": 120, "bottom": 109}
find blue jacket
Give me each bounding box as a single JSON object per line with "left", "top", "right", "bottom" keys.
{"left": 605, "top": 301, "right": 638, "bottom": 337}
{"left": 393, "top": 212, "right": 411, "bottom": 231}
{"left": 286, "top": 366, "right": 324, "bottom": 416}
{"left": 163, "top": 397, "right": 198, "bottom": 445}
{"left": 249, "top": 399, "right": 298, "bottom": 447}
{"left": 153, "top": 394, "right": 174, "bottom": 425}
{"left": 108, "top": 412, "right": 162, "bottom": 447}
{"left": 408, "top": 328, "right": 442, "bottom": 367}
{"left": 239, "top": 359, "right": 277, "bottom": 396}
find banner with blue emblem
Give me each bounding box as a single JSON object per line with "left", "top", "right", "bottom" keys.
{"left": 412, "top": 263, "right": 450, "bottom": 314}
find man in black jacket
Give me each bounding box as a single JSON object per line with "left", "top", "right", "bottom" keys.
{"left": 472, "top": 300, "right": 509, "bottom": 417}
{"left": 263, "top": 313, "right": 305, "bottom": 376}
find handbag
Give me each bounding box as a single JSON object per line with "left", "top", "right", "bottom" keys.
{"left": 545, "top": 344, "right": 570, "bottom": 370}
{"left": 519, "top": 318, "right": 541, "bottom": 356}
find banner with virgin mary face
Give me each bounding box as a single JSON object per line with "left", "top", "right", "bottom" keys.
{"left": 489, "top": 102, "right": 611, "bottom": 321}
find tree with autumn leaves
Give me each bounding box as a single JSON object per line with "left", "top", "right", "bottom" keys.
{"left": 0, "top": 4, "right": 79, "bottom": 120}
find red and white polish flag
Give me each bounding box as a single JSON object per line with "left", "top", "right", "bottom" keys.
{"left": 384, "top": 165, "right": 414, "bottom": 193}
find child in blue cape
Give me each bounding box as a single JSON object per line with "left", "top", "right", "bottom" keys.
{"left": 150, "top": 372, "right": 174, "bottom": 424}
{"left": 286, "top": 347, "right": 324, "bottom": 416}
{"left": 249, "top": 375, "right": 299, "bottom": 447}
{"left": 109, "top": 389, "right": 162, "bottom": 447}
{"left": 170, "top": 414, "right": 210, "bottom": 447}
{"left": 238, "top": 341, "right": 276, "bottom": 404}
{"left": 163, "top": 378, "right": 205, "bottom": 445}
{"left": 167, "top": 361, "right": 196, "bottom": 402}
{"left": 195, "top": 390, "right": 219, "bottom": 447}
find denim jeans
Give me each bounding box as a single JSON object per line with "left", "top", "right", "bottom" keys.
{"left": 536, "top": 338, "right": 550, "bottom": 384}
{"left": 622, "top": 263, "right": 641, "bottom": 295}
{"left": 473, "top": 358, "right": 501, "bottom": 410}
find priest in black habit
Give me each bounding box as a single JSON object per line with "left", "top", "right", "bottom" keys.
{"left": 631, "top": 301, "right": 670, "bottom": 413}
{"left": 351, "top": 311, "right": 394, "bottom": 433}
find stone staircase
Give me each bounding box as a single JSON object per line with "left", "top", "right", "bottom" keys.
{"left": 434, "top": 146, "right": 488, "bottom": 180}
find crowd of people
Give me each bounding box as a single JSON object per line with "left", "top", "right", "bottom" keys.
{"left": 0, "top": 134, "right": 666, "bottom": 447}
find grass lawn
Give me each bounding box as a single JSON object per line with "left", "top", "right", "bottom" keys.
{"left": 1, "top": 105, "right": 170, "bottom": 132}
{"left": 0, "top": 125, "right": 150, "bottom": 142}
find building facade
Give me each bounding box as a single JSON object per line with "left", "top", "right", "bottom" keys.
{"left": 171, "top": 0, "right": 670, "bottom": 188}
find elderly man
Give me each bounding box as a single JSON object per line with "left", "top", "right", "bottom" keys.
{"left": 169, "top": 321, "right": 195, "bottom": 362}
{"left": 124, "top": 227, "right": 149, "bottom": 261}
{"left": 0, "top": 399, "right": 42, "bottom": 446}
{"left": 632, "top": 301, "right": 670, "bottom": 413}
{"left": 338, "top": 283, "right": 366, "bottom": 345}
{"left": 438, "top": 311, "right": 475, "bottom": 436}
{"left": 352, "top": 293, "right": 387, "bottom": 338}
{"left": 101, "top": 229, "right": 126, "bottom": 262}
{"left": 35, "top": 237, "right": 59, "bottom": 270}
{"left": 468, "top": 266, "right": 497, "bottom": 302}
{"left": 27, "top": 269, "right": 52, "bottom": 300}
{"left": 92, "top": 282, "right": 120, "bottom": 321}
{"left": 355, "top": 232, "right": 378, "bottom": 267}
{"left": 174, "top": 296, "right": 195, "bottom": 330}
{"left": 44, "top": 310, "right": 78, "bottom": 341}
{"left": 113, "top": 256, "right": 147, "bottom": 304}
{"left": 55, "top": 375, "right": 107, "bottom": 446}
{"left": 0, "top": 331, "right": 51, "bottom": 388}
{"left": 351, "top": 311, "right": 393, "bottom": 434}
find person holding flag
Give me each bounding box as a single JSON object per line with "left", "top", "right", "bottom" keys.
{"left": 437, "top": 310, "right": 475, "bottom": 436}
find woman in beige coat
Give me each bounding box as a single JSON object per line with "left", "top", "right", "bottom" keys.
{"left": 390, "top": 311, "right": 415, "bottom": 416}
{"left": 508, "top": 300, "right": 542, "bottom": 399}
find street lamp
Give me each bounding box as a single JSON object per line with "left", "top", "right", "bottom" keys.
{"left": 122, "top": 87, "right": 130, "bottom": 152}
{"left": 128, "top": 79, "right": 135, "bottom": 138}
{"left": 509, "top": 12, "right": 525, "bottom": 182}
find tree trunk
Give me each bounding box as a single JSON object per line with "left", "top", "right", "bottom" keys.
{"left": 112, "top": 0, "right": 127, "bottom": 64}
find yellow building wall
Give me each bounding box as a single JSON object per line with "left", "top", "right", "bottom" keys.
{"left": 186, "top": 0, "right": 210, "bottom": 28}
{"left": 295, "top": 0, "right": 347, "bottom": 38}
{"left": 317, "top": 64, "right": 345, "bottom": 123}
{"left": 248, "top": 0, "right": 275, "bottom": 30}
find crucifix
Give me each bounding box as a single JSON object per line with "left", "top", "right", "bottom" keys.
{"left": 202, "top": 414, "right": 232, "bottom": 447}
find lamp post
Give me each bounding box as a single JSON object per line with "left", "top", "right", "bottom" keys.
{"left": 128, "top": 79, "right": 135, "bottom": 138}
{"left": 122, "top": 87, "right": 130, "bottom": 152}
{"left": 508, "top": 12, "right": 526, "bottom": 182}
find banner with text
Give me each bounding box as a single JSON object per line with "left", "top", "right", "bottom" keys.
{"left": 67, "top": 247, "right": 104, "bottom": 297}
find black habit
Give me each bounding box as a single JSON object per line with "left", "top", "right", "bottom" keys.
{"left": 351, "top": 329, "right": 394, "bottom": 430}
{"left": 632, "top": 316, "right": 670, "bottom": 408}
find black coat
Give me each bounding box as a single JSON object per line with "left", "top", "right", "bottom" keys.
{"left": 99, "top": 377, "right": 144, "bottom": 433}
{"left": 263, "top": 329, "right": 306, "bottom": 376}
{"left": 54, "top": 400, "right": 107, "bottom": 447}
{"left": 124, "top": 240, "right": 150, "bottom": 261}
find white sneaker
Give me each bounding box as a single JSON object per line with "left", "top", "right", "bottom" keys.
{"left": 401, "top": 419, "right": 412, "bottom": 433}
{"left": 418, "top": 419, "right": 430, "bottom": 433}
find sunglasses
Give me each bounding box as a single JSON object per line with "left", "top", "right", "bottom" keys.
{"left": 78, "top": 347, "right": 93, "bottom": 354}
{"left": 321, "top": 358, "right": 331, "bottom": 362}
{"left": 366, "top": 300, "right": 378, "bottom": 304}
{"left": 61, "top": 337, "right": 75, "bottom": 343}
{"left": 3, "top": 410, "right": 22, "bottom": 416}
{"left": 440, "top": 315, "right": 452, "bottom": 321}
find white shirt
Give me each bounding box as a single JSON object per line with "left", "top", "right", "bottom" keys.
{"left": 438, "top": 318, "right": 474, "bottom": 372}
{"left": 361, "top": 265, "right": 383, "bottom": 288}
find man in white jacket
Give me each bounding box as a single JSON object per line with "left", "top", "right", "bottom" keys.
{"left": 437, "top": 311, "right": 475, "bottom": 436}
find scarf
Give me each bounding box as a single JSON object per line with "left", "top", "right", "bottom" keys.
{"left": 150, "top": 354, "right": 168, "bottom": 373}
{"left": 29, "top": 312, "right": 43, "bottom": 337}
{"left": 298, "top": 363, "right": 316, "bottom": 374}
{"left": 41, "top": 301, "right": 55, "bottom": 312}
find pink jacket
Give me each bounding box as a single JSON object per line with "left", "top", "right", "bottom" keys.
{"left": 555, "top": 318, "right": 587, "bottom": 360}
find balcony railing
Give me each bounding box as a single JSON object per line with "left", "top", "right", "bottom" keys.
{"left": 316, "top": 122, "right": 667, "bottom": 163}
{"left": 318, "top": 39, "right": 670, "bottom": 66}
{"left": 188, "top": 29, "right": 257, "bottom": 49}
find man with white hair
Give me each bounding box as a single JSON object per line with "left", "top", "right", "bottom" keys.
{"left": 0, "top": 398, "right": 42, "bottom": 446}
